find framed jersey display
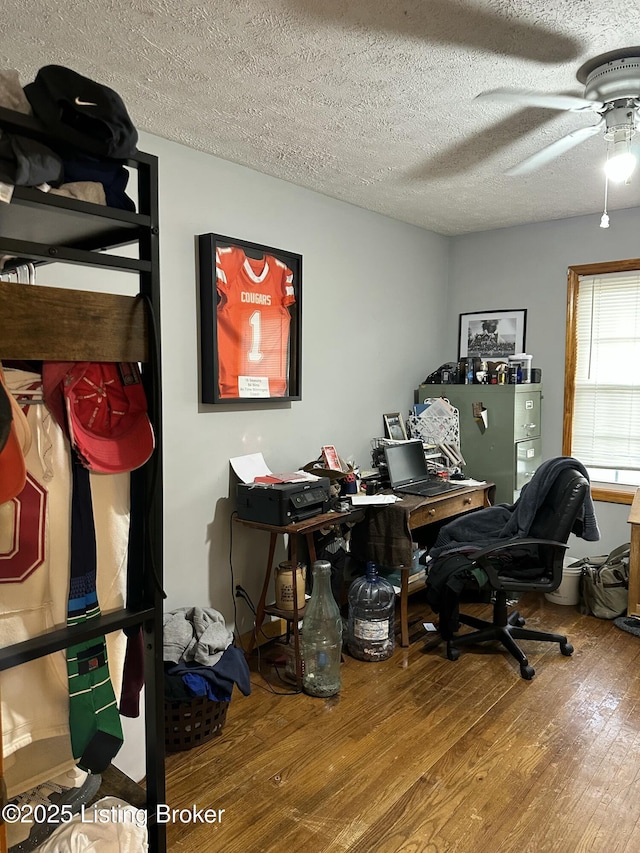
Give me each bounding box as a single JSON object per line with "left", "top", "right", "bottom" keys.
{"left": 198, "top": 233, "right": 302, "bottom": 404}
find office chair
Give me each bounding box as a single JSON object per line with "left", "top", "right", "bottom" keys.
{"left": 437, "top": 466, "right": 590, "bottom": 680}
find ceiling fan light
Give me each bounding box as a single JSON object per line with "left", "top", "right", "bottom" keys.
{"left": 605, "top": 150, "right": 637, "bottom": 182}
{"left": 604, "top": 129, "right": 637, "bottom": 182}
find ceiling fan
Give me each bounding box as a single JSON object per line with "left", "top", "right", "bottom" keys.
{"left": 475, "top": 47, "right": 640, "bottom": 179}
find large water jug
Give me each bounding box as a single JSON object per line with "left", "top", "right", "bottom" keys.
{"left": 347, "top": 561, "right": 395, "bottom": 661}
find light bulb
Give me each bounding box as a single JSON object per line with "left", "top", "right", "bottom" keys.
{"left": 605, "top": 151, "right": 636, "bottom": 183}
{"left": 600, "top": 212, "right": 610, "bottom": 228}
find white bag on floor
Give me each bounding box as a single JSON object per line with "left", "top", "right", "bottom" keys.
{"left": 37, "top": 796, "right": 148, "bottom": 852}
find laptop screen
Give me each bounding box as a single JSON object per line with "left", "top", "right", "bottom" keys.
{"left": 384, "top": 441, "right": 429, "bottom": 488}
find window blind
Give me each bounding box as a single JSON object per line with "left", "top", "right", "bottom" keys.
{"left": 572, "top": 271, "right": 640, "bottom": 472}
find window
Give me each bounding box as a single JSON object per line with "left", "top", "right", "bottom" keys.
{"left": 563, "top": 260, "right": 640, "bottom": 504}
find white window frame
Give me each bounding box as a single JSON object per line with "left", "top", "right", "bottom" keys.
{"left": 563, "top": 259, "right": 640, "bottom": 505}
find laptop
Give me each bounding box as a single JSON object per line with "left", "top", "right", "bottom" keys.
{"left": 384, "top": 441, "right": 466, "bottom": 497}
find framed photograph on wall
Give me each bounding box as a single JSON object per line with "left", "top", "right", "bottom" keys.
{"left": 383, "top": 413, "right": 407, "bottom": 441}
{"left": 198, "top": 233, "right": 302, "bottom": 404}
{"left": 458, "top": 309, "right": 527, "bottom": 360}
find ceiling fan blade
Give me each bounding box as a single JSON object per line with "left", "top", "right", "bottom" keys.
{"left": 475, "top": 89, "right": 603, "bottom": 113}
{"left": 410, "top": 108, "right": 561, "bottom": 180}
{"left": 505, "top": 121, "right": 604, "bottom": 176}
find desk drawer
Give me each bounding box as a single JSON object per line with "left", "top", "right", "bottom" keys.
{"left": 409, "top": 489, "right": 486, "bottom": 529}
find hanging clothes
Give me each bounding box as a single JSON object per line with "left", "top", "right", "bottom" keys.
{"left": 0, "top": 367, "right": 130, "bottom": 797}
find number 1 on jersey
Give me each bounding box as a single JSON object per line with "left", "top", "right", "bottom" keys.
{"left": 248, "top": 310, "right": 263, "bottom": 362}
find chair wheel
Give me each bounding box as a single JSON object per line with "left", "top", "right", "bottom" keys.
{"left": 516, "top": 616, "right": 526, "bottom": 627}
{"left": 447, "top": 645, "right": 460, "bottom": 661}
{"left": 560, "top": 642, "right": 574, "bottom": 656}
{"left": 520, "top": 664, "right": 535, "bottom": 680}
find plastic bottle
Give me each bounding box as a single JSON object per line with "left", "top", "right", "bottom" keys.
{"left": 347, "top": 561, "right": 396, "bottom": 661}
{"left": 300, "top": 560, "right": 342, "bottom": 697}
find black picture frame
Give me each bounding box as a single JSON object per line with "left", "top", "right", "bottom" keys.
{"left": 458, "top": 308, "right": 527, "bottom": 360}
{"left": 198, "top": 233, "right": 302, "bottom": 404}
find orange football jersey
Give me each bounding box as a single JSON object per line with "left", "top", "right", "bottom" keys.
{"left": 215, "top": 246, "right": 295, "bottom": 398}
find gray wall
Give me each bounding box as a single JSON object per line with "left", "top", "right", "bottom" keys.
{"left": 448, "top": 208, "right": 640, "bottom": 556}
{"left": 146, "top": 131, "right": 450, "bottom": 627}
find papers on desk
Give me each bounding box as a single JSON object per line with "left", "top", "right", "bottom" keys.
{"left": 451, "top": 478, "right": 487, "bottom": 487}
{"left": 230, "top": 452, "right": 319, "bottom": 485}
{"left": 350, "top": 494, "right": 400, "bottom": 506}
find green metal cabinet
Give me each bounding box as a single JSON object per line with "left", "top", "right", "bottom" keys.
{"left": 416, "top": 383, "right": 543, "bottom": 504}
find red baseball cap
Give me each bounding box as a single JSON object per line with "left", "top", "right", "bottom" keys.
{"left": 60, "top": 362, "right": 154, "bottom": 473}
{"left": 0, "top": 368, "right": 29, "bottom": 503}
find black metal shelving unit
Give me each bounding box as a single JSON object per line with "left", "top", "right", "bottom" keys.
{"left": 0, "top": 106, "right": 165, "bottom": 852}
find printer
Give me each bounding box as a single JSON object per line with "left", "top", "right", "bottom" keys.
{"left": 236, "top": 478, "right": 331, "bottom": 526}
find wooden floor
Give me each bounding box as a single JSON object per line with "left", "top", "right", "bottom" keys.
{"left": 165, "top": 593, "right": 640, "bottom": 852}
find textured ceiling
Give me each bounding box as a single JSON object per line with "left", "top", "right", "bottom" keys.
{"left": 2, "top": 0, "right": 640, "bottom": 235}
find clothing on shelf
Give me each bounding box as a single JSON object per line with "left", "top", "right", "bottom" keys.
{"left": 0, "top": 367, "right": 129, "bottom": 798}
{"left": 46, "top": 181, "right": 106, "bottom": 205}
{"left": 0, "top": 69, "right": 31, "bottom": 114}
{"left": 60, "top": 156, "right": 136, "bottom": 211}
{"left": 0, "top": 132, "right": 63, "bottom": 187}
{"left": 0, "top": 66, "right": 137, "bottom": 210}
{"left": 24, "top": 65, "right": 139, "bottom": 159}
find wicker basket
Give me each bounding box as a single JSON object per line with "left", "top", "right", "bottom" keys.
{"left": 164, "top": 695, "right": 229, "bottom": 752}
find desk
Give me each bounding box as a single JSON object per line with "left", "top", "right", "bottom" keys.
{"left": 354, "top": 482, "right": 495, "bottom": 647}
{"left": 234, "top": 509, "right": 360, "bottom": 685}
{"left": 628, "top": 489, "right": 640, "bottom": 618}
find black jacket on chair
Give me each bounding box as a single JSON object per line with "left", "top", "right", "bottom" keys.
{"left": 425, "top": 457, "right": 599, "bottom": 679}
{"left": 429, "top": 456, "right": 600, "bottom": 560}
